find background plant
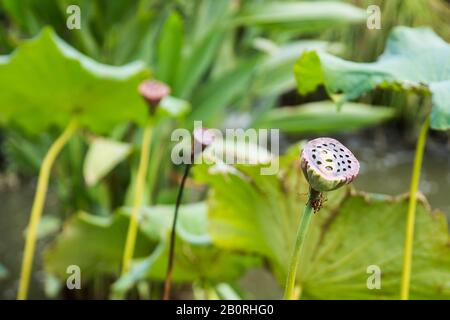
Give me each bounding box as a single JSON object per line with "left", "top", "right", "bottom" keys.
{"left": 0, "top": 0, "right": 449, "bottom": 300}
{"left": 0, "top": 0, "right": 380, "bottom": 217}
{"left": 0, "top": 28, "right": 151, "bottom": 299}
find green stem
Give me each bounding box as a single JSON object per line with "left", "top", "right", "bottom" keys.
{"left": 121, "top": 124, "right": 153, "bottom": 275}
{"left": 17, "top": 119, "right": 78, "bottom": 300}
{"left": 284, "top": 189, "right": 318, "bottom": 300}
{"left": 400, "top": 117, "right": 429, "bottom": 300}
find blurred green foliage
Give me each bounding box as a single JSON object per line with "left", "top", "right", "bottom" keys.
{"left": 325, "top": 0, "right": 450, "bottom": 62}
{"left": 0, "top": 0, "right": 368, "bottom": 126}
{"left": 44, "top": 203, "right": 261, "bottom": 298}
{"left": 0, "top": 28, "right": 150, "bottom": 134}
{"left": 0, "top": 0, "right": 371, "bottom": 214}
{"left": 254, "top": 101, "right": 395, "bottom": 133}
{"left": 0, "top": 0, "right": 449, "bottom": 299}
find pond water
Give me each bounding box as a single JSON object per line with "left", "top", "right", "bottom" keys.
{"left": 345, "top": 132, "right": 450, "bottom": 217}
{"left": 0, "top": 130, "right": 448, "bottom": 299}
{"left": 0, "top": 186, "right": 57, "bottom": 299}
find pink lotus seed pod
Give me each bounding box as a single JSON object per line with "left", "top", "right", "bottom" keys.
{"left": 192, "top": 128, "right": 215, "bottom": 159}
{"left": 138, "top": 80, "right": 171, "bottom": 114}
{"left": 300, "top": 137, "right": 359, "bottom": 192}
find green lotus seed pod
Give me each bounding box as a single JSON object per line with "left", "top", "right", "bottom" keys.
{"left": 300, "top": 137, "right": 359, "bottom": 192}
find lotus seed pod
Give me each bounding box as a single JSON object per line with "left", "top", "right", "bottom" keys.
{"left": 192, "top": 128, "right": 215, "bottom": 159}
{"left": 138, "top": 80, "right": 171, "bottom": 114}
{"left": 300, "top": 137, "right": 359, "bottom": 192}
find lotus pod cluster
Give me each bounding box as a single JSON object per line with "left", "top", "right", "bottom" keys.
{"left": 300, "top": 137, "right": 359, "bottom": 192}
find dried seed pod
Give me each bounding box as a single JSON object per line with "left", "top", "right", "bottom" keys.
{"left": 138, "top": 80, "right": 171, "bottom": 114}
{"left": 192, "top": 128, "right": 215, "bottom": 160}
{"left": 300, "top": 137, "right": 359, "bottom": 192}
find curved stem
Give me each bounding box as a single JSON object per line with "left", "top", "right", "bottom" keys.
{"left": 163, "top": 164, "right": 191, "bottom": 300}
{"left": 121, "top": 124, "right": 153, "bottom": 275}
{"left": 284, "top": 189, "right": 318, "bottom": 300}
{"left": 400, "top": 117, "right": 429, "bottom": 300}
{"left": 17, "top": 119, "right": 78, "bottom": 300}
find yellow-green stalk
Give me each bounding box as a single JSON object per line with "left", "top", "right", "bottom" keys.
{"left": 18, "top": 118, "right": 78, "bottom": 300}
{"left": 400, "top": 117, "right": 429, "bottom": 300}
{"left": 121, "top": 80, "right": 170, "bottom": 275}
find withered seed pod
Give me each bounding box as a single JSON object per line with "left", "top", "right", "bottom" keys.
{"left": 300, "top": 137, "right": 359, "bottom": 192}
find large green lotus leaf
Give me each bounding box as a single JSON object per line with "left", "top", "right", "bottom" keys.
{"left": 113, "top": 203, "right": 260, "bottom": 296}
{"left": 302, "top": 193, "right": 450, "bottom": 300}
{"left": 0, "top": 27, "right": 150, "bottom": 134}
{"left": 44, "top": 203, "right": 260, "bottom": 292}
{"left": 294, "top": 27, "right": 450, "bottom": 130}
{"left": 44, "top": 212, "right": 153, "bottom": 279}
{"left": 194, "top": 146, "right": 450, "bottom": 299}
{"left": 253, "top": 40, "right": 332, "bottom": 97}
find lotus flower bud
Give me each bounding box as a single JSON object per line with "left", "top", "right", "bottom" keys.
{"left": 300, "top": 137, "right": 359, "bottom": 192}
{"left": 192, "top": 128, "right": 215, "bottom": 161}
{"left": 138, "top": 80, "right": 171, "bottom": 114}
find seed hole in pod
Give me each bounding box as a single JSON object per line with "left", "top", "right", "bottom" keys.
{"left": 323, "top": 144, "right": 328, "bottom": 146}
{"left": 347, "top": 160, "right": 351, "bottom": 163}
{"left": 321, "top": 150, "right": 328, "bottom": 154}
{"left": 338, "top": 162, "right": 340, "bottom": 166}
{"left": 341, "top": 161, "right": 345, "bottom": 164}
{"left": 330, "top": 143, "right": 336, "bottom": 147}
{"left": 312, "top": 154, "right": 316, "bottom": 159}
{"left": 334, "top": 149, "right": 338, "bottom": 152}
{"left": 325, "top": 166, "right": 333, "bottom": 171}
{"left": 337, "top": 169, "right": 340, "bottom": 172}
{"left": 340, "top": 148, "right": 344, "bottom": 151}
{"left": 343, "top": 168, "right": 347, "bottom": 171}
{"left": 326, "top": 159, "right": 333, "bottom": 162}
{"left": 345, "top": 154, "right": 349, "bottom": 158}
{"left": 333, "top": 154, "right": 337, "bottom": 159}
{"left": 348, "top": 165, "right": 351, "bottom": 169}
{"left": 317, "top": 161, "right": 322, "bottom": 165}
{"left": 317, "top": 146, "right": 322, "bottom": 148}
{"left": 339, "top": 155, "right": 343, "bottom": 158}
